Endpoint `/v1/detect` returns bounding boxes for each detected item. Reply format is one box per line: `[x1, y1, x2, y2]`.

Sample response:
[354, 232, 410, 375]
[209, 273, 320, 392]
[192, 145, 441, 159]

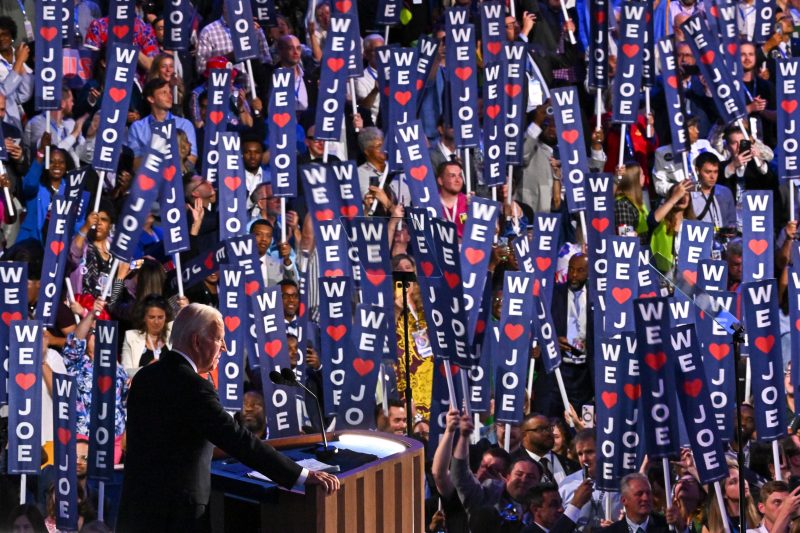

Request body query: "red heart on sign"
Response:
[327, 57, 345, 72]
[1, 311, 21, 326]
[454, 67, 472, 80]
[601, 391, 617, 408]
[273, 112, 291, 128]
[476, 319, 485, 334]
[640, 291, 657, 298]
[353, 358, 375, 376]
[504, 323, 524, 341]
[109, 87, 127, 103]
[113, 25, 129, 39]
[710, 5, 719, 17]
[624, 383, 641, 400]
[782, 100, 798, 114]
[39, 27, 58, 41]
[298, 302, 306, 317]
[700, 50, 715, 65]
[324, 269, 344, 277]
[264, 339, 282, 357]
[340, 205, 359, 219]
[58, 427, 71, 446]
[224, 316, 240, 332]
[410, 165, 428, 181]
[682, 269, 697, 286]
[533, 279, 541, 296]
[421, 261, 434, 277]
[204, 254, 214, 270]
[15, 373, 36, 391]
[245, 280, 260, 295]
[394, 91, 412, 106]
[561, 130, 579, 144]
[487, 42, 502, 55]
[748, 239, 768, 256]
[327, 324, 347, 341]
[444, 272, 460, 289]
[163, 165, 177, 182]
[98, 375, 113, 394]
[138, 174, 156, 191]
[644, 351, 667, 371]
[50, 241, 64, 255]
[315, 209, 334, 221]
[592, 218, 609, 232]
[416, 79, 424, 90]
[486, 105, 501, 119]
[535, 257, 551, 271]
[224, 176, 241, 191]
[612, 287, 632, 304]
[335, 0, 352, 12]
[796, 318, 800, 331]
[365, 269, 386, 286]
[754, 335, 775, 353]
[505, 84, 521, 97]
[683, 379, 703, 398]
[596, 10, 605, 23]
[209, 111, 224, 125]
[622, 44, 639, 58]
[708, 343, 729, 361]
[439, 363, 460, 377]
[464, 247, 485, 265]
[666, 76, 678, 89]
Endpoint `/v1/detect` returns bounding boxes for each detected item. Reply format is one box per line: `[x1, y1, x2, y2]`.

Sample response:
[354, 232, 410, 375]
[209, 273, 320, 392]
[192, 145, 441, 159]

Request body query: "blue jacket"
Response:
[18, 160, 87, 244]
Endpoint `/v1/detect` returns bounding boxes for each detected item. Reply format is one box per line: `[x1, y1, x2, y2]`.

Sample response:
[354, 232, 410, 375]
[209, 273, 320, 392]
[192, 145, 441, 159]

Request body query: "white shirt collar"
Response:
[174, 349, 198, 373]
[625, 515, 650, 531]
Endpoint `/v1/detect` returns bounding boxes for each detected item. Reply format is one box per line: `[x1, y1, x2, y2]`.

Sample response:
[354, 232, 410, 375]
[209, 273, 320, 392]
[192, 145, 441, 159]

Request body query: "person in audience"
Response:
[600, 473, 670, 532]
[120, 294, 174, 370]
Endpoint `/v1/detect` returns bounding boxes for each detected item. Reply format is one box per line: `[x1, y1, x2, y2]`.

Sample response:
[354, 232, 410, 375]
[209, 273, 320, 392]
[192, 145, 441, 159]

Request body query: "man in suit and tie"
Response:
[117, 304, 340, 532]
[600, 473, 669, 533]
[512, 414, 578, 484]
[523, 482, 593, 533]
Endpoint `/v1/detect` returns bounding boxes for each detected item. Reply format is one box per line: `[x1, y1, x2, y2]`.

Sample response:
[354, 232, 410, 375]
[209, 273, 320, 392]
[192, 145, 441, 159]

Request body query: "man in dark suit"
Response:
[523, 482, 592, 533]
[117, 304, 339, 532]
[511, 414, 578, 485]
[601, 473, 669, 533]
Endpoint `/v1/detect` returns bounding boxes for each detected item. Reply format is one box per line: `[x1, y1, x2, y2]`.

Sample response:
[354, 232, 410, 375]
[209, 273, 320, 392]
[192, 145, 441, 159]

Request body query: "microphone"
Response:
[277, 367, 334, 457]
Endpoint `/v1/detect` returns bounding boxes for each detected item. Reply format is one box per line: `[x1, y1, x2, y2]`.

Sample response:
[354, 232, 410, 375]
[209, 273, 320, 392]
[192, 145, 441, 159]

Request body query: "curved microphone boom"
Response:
[273, 367, 331, 453]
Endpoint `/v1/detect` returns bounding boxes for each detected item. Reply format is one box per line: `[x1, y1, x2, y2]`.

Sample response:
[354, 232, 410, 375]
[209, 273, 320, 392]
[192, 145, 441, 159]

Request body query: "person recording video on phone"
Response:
[721, 125, 778, 207]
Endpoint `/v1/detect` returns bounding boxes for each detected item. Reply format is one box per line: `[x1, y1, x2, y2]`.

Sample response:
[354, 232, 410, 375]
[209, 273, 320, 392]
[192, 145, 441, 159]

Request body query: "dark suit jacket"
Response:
[117, 350, 302, 532]
[550, 282, 593, 363]
[522, 514, 578, 533]
[600, 513, 670, 533]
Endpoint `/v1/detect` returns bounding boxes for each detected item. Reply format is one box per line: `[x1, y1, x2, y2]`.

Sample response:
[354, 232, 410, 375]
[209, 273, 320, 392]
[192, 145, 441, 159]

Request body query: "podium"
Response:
[210, 430, 425, 533]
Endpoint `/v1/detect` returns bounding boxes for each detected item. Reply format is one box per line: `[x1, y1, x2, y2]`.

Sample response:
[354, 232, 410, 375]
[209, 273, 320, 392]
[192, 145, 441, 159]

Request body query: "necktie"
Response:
[540, 457, 553, 481]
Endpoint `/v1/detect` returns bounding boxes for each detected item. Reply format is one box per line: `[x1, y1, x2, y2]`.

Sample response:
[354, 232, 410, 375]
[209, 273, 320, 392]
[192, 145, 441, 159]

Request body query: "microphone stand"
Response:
[277, 369, 336, 460]
[731, 323, 747, 533]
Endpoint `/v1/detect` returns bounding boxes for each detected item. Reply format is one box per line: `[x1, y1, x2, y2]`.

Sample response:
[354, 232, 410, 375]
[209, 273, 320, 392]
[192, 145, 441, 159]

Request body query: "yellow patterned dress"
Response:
[394, 307, 434, 421]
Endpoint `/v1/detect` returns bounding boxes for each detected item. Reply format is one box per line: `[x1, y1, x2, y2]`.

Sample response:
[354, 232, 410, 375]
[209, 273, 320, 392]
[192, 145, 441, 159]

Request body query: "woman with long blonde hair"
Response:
[703, 459, 760, 533]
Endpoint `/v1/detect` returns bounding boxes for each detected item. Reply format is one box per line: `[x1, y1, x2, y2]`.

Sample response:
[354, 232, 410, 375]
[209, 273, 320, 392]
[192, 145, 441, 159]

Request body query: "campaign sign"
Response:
[339, 304, 384, 429]
[742, 191, 774, 282]
[35, 0, 63, 111]
[606, 237, 640, 332]
[251, 0, 277, 24]
[461, 197, 500, 343]
[657, 37, 690, 156]
[0, 263, 27, 405]
[589, 0, 609, 89]
[694, 291, 736, 439]
[151, 121, 190, 254]
[482, 60, 507, 187]
[52, 373, 78, 531]
[163, 0, 193, 51]
[330, 161, 363, 225]
[93, 44, 138, 172]
[611, 1, 645, 124]
[225, 235, 264, 370]
[676, 221, 714, 288]
[387, 47, 418, 159]
[61, 0, 77, 48]
[349, 218, 392, 353]
[110, 143, 165, 262]
[715, 0, 749, 115]
[319, 277, 354, 415]
[376, 0, 402, 25]
[468, 283, 494, 412]
[777, 59, 800, 179]
[634, 297, 681, 459]
[512, 234, 535, 275]
[218, 133, 249, 240]
[430, 219, 471, 366]
[407, 208, 445, 358]
[301, 163, 345, 226]
[108, 0, 135, 46]
[480, 2, 506, 65]
[532, 213, 562, 305]
[203, 69, 231, 184]
[88, 321, 118, 481]
[616, 332, 643, 477]
[169, 242, 227, 293]
[669, 324, 728, 483]
[36, 196, 77, 326]
[697, 259, 729, 293]
[269, 68, 298, 198]
[252, 289, 300, 437]
[594, 335, 629, 491]
[552, 87, 589, 213]
[754, 0, 775, 44]
[790, 245, 800, 416]
[395, 121, 443, 219]
[218, 267, 246, 411]
[375, 45, 397, 136]
[533, 292, 561, 373]
[586, 173, 614, 313]
[427, 359, 464, 460]
[224, 0, 258, 62]
[642, 0, 655, 88]
[681, 13, 746, 125]
[637, 246, 660, 298]
[8, 320, 43, 473]
[742, 280, 786, 441]
[504, 43, 526, 166]
[316, 219, 353, 280]
[445, 19, 480, 149]
[331, 3, 363, 80]
[494, 272, 534, 424]
[414, 36, 439, 116]
[315, 15, 351, 141]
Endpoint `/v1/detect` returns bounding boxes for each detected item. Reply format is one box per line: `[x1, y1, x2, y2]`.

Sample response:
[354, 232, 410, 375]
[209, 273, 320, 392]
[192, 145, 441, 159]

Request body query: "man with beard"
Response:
[512, 414, 578, 484]
[518, 104, 558, 215]
[740, 42, 777, 145]
[242, 137, 269, 211]
[437, 161, 469, 238]
[235, 391, 267, 439]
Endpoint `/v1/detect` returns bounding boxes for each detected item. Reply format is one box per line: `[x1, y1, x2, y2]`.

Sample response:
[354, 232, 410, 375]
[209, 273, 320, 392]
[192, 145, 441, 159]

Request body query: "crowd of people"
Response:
[2, 0, 800, 531]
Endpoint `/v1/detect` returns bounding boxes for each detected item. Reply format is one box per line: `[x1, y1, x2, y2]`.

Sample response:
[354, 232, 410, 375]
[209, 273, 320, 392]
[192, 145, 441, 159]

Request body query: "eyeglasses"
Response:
[282, 293, 300, 300]
[77, 455, 88, 464]
[525, 426, 553, 433]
